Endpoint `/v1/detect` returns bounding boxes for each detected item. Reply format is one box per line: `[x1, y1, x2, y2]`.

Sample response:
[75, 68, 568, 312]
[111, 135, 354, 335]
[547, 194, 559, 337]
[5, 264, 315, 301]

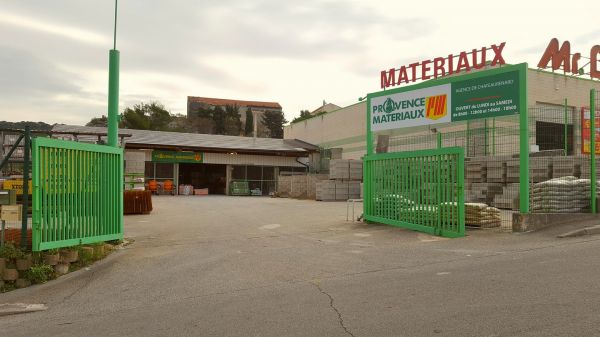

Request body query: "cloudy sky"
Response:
[1, 0, 598, 125]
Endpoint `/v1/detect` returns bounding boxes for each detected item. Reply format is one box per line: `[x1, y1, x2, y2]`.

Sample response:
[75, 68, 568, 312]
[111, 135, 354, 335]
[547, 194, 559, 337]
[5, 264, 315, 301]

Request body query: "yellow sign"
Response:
[3, 180, 32, 195]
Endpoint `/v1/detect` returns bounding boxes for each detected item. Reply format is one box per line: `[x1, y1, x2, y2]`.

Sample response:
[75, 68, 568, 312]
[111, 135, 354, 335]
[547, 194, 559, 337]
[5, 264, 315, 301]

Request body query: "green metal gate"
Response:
[363, 147, 465, 238]
[31, 138, 124, 251]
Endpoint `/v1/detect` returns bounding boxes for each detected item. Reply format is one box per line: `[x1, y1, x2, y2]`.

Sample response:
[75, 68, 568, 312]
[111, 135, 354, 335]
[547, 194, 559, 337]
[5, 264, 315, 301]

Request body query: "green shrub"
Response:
[0, 242, 23, 260]
[25, 264, 55, 284]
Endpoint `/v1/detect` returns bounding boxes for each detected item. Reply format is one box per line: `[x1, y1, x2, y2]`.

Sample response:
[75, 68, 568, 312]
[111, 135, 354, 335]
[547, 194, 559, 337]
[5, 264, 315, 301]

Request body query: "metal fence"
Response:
[32, 138, 123, 251]
[363, 147, 465, 237]
[368, 90, 599, 231]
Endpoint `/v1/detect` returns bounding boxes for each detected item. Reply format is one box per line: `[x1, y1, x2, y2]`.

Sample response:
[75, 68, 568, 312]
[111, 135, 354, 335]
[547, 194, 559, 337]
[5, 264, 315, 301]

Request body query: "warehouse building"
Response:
[52, 125, 318, 196]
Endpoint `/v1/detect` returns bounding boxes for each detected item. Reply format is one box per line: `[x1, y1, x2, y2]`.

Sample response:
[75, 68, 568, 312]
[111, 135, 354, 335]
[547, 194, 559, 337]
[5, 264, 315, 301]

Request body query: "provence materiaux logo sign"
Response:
[370, 67, 521, 132]
[371, 85, 451, 131]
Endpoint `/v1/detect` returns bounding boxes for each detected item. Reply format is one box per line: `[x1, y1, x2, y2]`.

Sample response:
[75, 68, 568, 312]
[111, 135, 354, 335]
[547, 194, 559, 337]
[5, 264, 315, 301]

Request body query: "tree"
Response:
[262, 110, 287, 138]
[212, 106, 226, 135]
[86, 115, 108, 127]
[291, 110, 311, 123]
[115, 102, 174, 130]
[223, 105, 242, 136]
[244, 107, 253, 136]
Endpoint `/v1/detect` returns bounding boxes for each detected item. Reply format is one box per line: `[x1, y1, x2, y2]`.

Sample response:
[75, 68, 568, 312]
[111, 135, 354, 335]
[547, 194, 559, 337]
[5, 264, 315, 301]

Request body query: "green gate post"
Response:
[107, 0, 120, 148]
[518, 64, 529, 213]
[564, 98, 568, 156]
[21, 126, 30, 249]
[591, 89, 597, 214]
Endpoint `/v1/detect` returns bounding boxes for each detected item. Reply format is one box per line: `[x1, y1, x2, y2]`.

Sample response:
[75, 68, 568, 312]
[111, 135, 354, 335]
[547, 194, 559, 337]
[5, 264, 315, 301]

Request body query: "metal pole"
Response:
[492, 118, 496, 155]
[518, 64, 529, 214]
[21, 126, 30, 249]
[107, 0, 120, 147]
[564, 98, 568, 156]
[591, 89, 597, 214]
[437, 132, 442, 149]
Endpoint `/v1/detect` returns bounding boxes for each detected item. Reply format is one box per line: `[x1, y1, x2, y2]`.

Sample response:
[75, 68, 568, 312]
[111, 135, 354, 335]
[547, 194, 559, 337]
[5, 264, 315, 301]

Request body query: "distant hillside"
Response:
[0, 121, 54, 131]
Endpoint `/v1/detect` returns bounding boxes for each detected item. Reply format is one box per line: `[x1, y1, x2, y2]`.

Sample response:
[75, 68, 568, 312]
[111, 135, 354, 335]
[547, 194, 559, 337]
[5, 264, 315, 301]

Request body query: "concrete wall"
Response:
[284, 69, 600, 159]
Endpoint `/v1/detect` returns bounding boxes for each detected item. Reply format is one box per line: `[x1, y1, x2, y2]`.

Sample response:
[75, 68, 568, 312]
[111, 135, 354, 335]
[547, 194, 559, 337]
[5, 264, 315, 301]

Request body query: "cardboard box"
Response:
[0, 204, 22, 221]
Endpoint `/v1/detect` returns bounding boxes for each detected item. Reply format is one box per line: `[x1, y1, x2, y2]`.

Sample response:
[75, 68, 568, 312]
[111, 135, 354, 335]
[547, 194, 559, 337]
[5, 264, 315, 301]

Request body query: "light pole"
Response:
[107, 0, 119, 147]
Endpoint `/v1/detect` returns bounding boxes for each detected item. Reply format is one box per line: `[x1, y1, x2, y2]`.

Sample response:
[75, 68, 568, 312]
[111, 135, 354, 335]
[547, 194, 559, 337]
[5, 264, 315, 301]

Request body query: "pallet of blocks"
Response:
[551, 156, 577, 178]
[315, 180, 361, 201]
[506, 158, 520, 183]
[329, 159, 363, 180]
[465, 203, 501, 228]
[465, 157, 487, 183]
[576, 156, 600, 179]
[466, 183, 503, 204]
[486, 157, 508, 183]
[492, 183, 520, 210]
[530, 157, 552, 182]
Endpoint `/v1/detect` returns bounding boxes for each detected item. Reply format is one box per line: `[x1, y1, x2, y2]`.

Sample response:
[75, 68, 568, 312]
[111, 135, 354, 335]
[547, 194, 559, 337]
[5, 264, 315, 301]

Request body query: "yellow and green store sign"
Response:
[152, 150, 203, 163]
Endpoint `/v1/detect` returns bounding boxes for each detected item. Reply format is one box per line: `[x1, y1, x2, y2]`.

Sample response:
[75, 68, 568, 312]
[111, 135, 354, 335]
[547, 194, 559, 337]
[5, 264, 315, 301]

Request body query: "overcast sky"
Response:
[1, 0, 598, 125]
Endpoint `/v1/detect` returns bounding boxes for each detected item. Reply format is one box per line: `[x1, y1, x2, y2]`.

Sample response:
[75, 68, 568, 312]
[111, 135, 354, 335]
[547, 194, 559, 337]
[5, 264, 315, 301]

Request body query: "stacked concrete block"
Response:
[492, 183, 520, 210]
[486, 157, 507, 183]
[529, 157, 552, 183]
[551, 156, 578, 178]
[277, 174, 328, 199]
[124, 150, 146, 174]
[506, 159, 520, 183]
[329, 159, 363, 180]
[577, 156, 600, 180]
[316, 180, 361, 201]
[465, 158, 487, 184]
[466, 182, 503, 204]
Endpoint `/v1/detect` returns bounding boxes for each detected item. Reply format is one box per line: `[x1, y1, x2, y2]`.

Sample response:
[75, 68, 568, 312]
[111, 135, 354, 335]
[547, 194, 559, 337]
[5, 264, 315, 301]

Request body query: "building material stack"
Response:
[465, 157, 487, 184]
[465, 203, 501, 228]
[577, 156, 600, 180]
[506, 158, 520, 183]
[531, 176, 599, 213]
[492, 183, 520, 210]
[486, 157, 507, 183]
[277, 174, 328, 199]
[124, 151, 146, 191]
[552, 156, 578, 178]
[530, 157, 552, 183]
[316, 159, 362, 201]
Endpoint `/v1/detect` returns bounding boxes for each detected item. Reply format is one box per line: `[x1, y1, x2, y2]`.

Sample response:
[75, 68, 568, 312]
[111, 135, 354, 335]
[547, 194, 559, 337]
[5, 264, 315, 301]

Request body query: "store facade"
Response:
[52, 125, 317, 196]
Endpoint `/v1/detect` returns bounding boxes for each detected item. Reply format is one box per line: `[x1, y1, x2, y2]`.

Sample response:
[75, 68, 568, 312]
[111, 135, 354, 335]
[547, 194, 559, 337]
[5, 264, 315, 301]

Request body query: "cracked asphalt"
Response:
[1, 196, 600, 337]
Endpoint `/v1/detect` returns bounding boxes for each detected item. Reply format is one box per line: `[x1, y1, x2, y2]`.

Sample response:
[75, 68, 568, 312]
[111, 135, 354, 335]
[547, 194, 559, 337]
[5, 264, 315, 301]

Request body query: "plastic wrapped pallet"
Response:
[530, 176, 599, 213]
[329, 159, 363, 181]
[465, 203, 501, 227]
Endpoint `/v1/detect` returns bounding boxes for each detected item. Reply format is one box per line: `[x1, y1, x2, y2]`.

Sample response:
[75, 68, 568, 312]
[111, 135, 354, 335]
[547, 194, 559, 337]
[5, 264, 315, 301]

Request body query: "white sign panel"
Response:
[370, 84, 451, 132]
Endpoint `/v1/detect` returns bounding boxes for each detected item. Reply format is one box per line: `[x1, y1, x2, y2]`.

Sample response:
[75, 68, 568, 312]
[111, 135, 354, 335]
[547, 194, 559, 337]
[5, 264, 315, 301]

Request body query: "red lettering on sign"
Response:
[421, 59, 432, 80]
[472, 48, 486, 69]
[591, 45, 600, 79]
[491, 42, 506, 66]
[433, 57, 446, 78]
[380, 69, 396, 88]
[537, 38, 572, 73]
[456, 51, 470, 73]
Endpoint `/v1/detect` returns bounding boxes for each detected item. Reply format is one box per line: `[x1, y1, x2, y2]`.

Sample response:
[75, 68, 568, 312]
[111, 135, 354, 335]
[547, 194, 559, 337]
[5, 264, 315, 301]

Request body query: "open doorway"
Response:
[179, 163, 227, 194]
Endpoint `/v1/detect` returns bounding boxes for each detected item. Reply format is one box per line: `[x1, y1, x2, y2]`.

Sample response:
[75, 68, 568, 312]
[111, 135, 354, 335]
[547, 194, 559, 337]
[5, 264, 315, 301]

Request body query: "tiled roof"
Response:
[188, 96, 282, 109]
[51, 125, 314, 154]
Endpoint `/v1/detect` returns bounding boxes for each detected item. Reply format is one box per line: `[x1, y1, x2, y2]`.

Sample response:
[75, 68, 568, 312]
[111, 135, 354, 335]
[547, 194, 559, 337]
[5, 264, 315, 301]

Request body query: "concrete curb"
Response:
[557, 225, 600, 238]
[0, 303, 47, 316]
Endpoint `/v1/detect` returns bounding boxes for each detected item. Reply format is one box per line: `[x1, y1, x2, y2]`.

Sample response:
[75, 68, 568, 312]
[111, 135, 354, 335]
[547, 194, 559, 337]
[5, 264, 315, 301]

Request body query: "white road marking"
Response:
[260, 224, 281, 230]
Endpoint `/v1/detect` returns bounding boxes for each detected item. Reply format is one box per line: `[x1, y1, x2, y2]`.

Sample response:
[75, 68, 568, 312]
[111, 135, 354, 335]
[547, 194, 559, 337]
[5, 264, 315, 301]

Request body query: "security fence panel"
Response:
[31, 138, 123, 251]
[363, 147, 465, 238]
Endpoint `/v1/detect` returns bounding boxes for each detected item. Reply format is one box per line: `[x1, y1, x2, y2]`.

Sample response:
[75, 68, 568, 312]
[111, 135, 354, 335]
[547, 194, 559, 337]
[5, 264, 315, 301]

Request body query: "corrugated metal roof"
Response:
[51, 125, 315, 154]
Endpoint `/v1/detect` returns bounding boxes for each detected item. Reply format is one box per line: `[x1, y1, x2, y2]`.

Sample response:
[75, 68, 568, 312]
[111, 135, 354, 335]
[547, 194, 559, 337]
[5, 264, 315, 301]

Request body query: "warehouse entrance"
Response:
[179, 163, 226, 194]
